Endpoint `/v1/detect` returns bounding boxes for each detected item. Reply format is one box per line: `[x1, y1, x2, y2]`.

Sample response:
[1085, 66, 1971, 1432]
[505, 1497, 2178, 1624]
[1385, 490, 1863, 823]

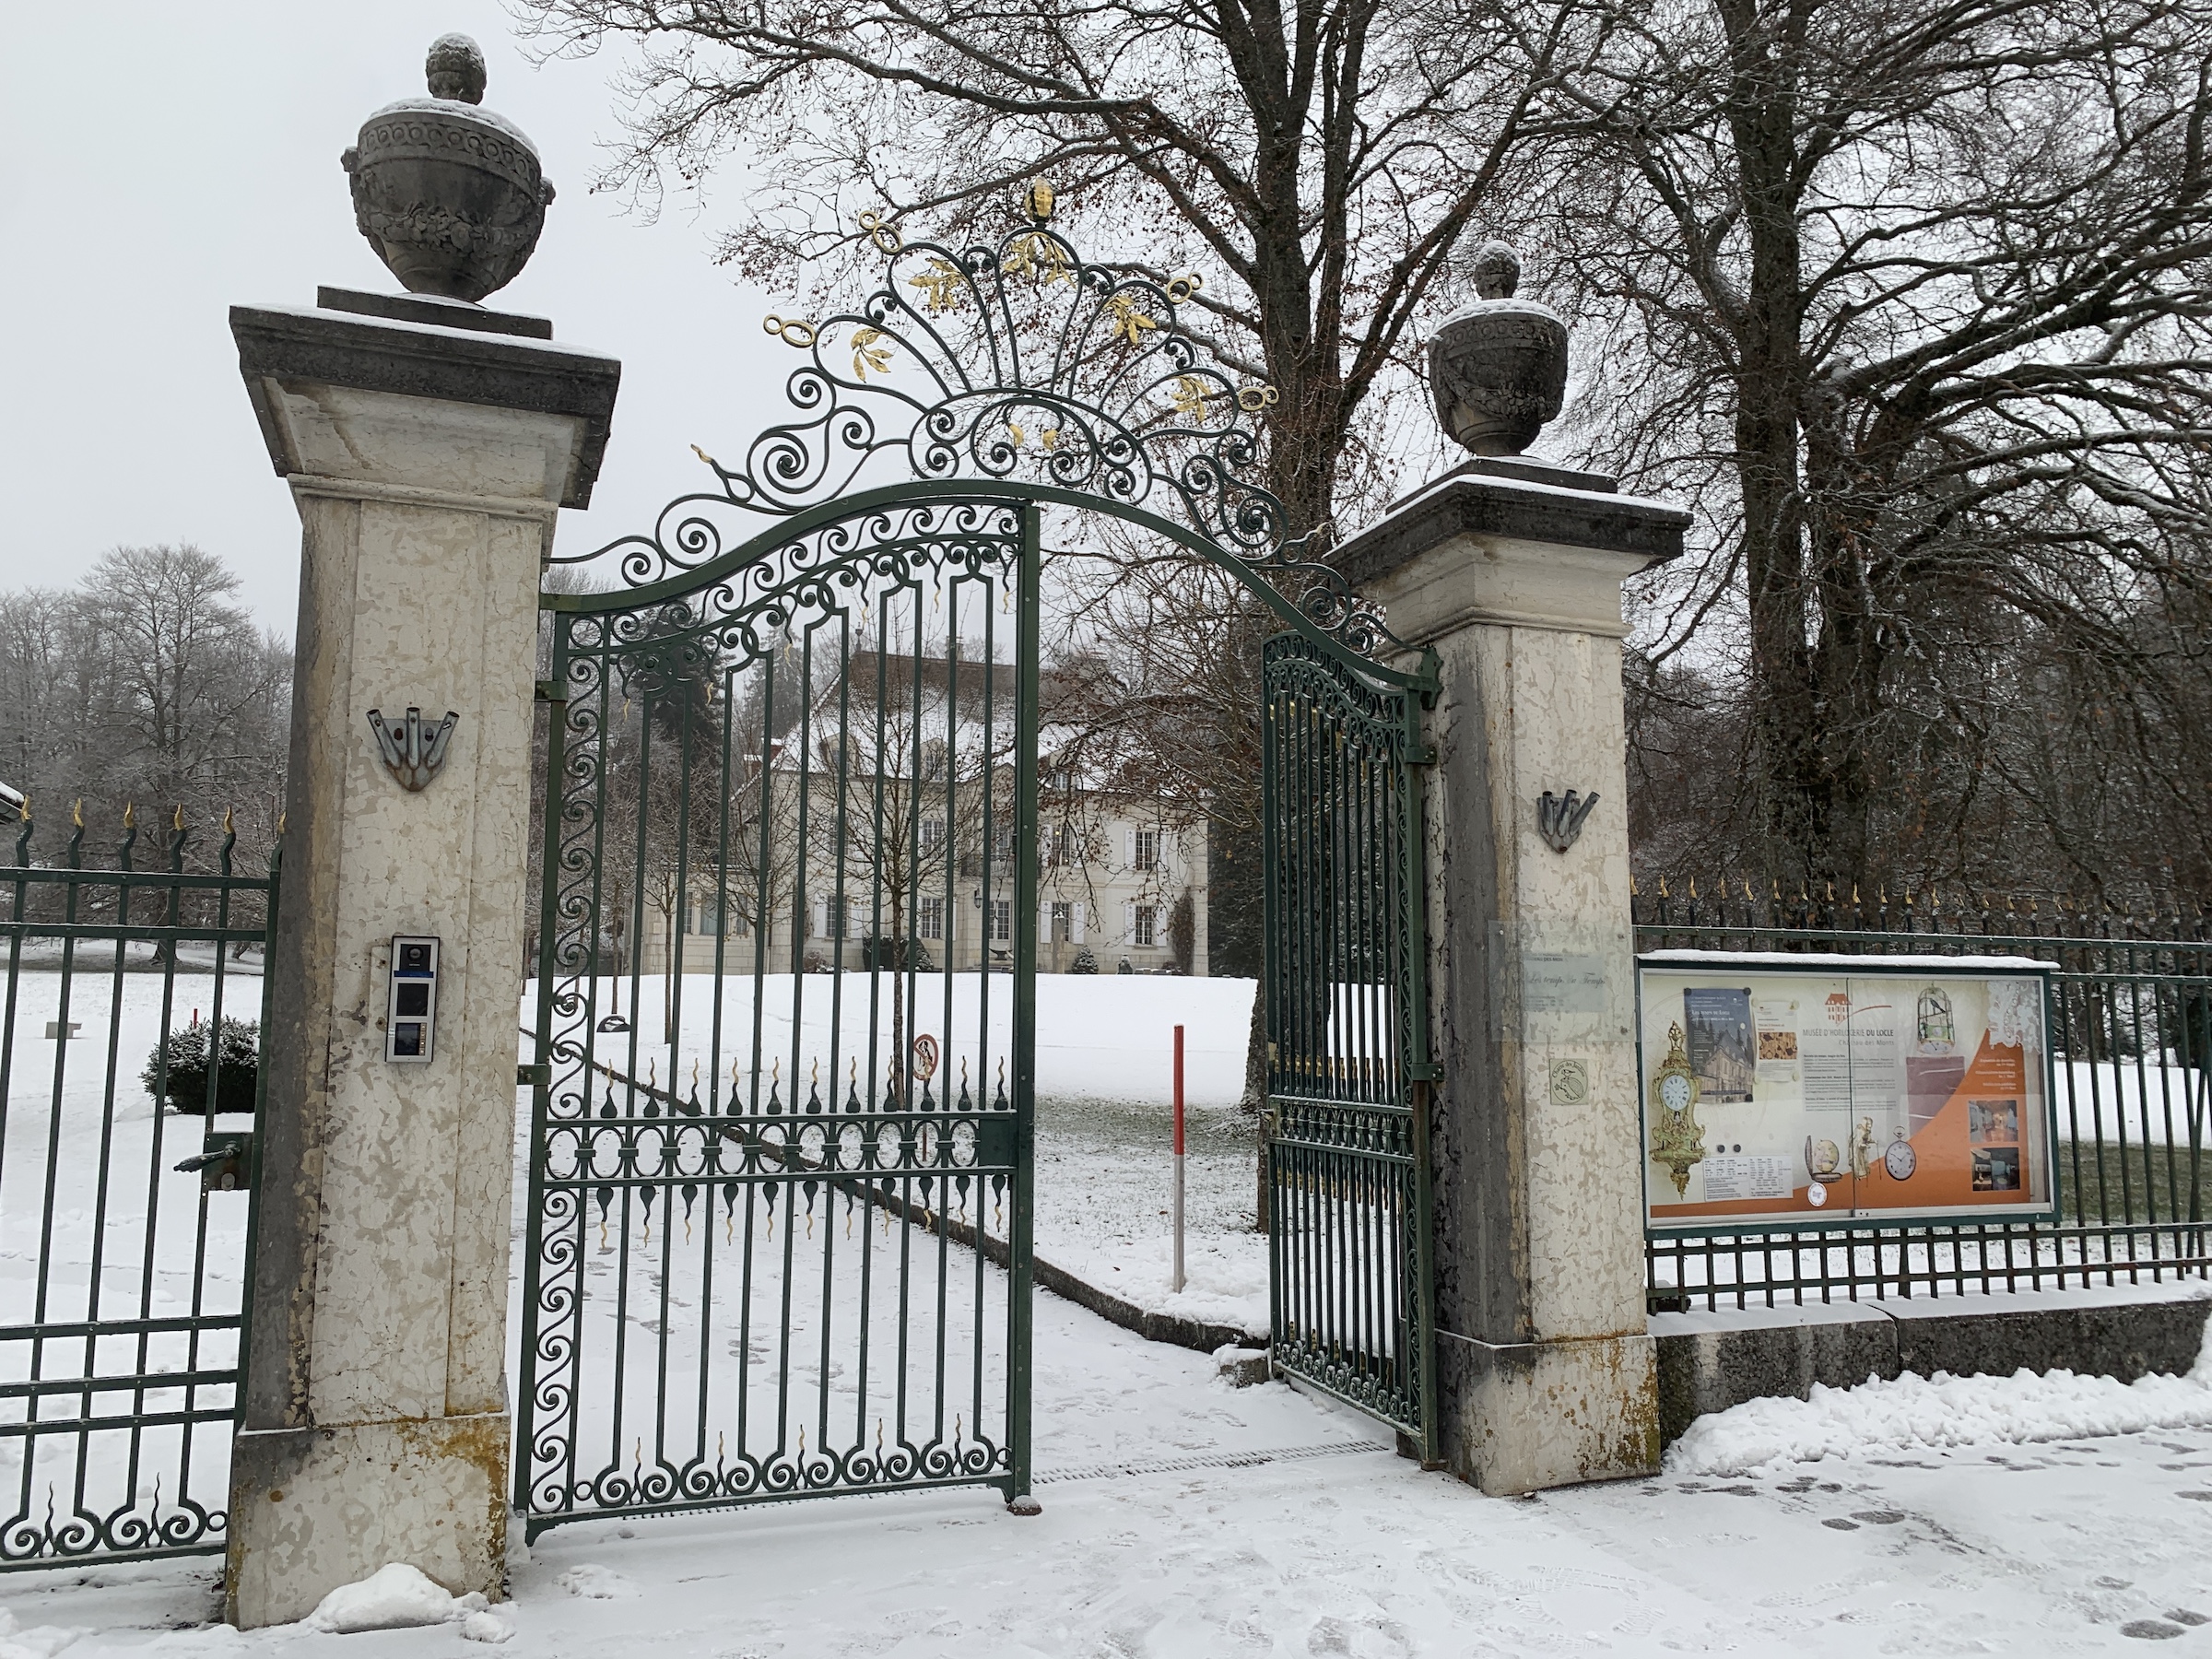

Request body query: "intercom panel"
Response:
[385, 935, 441, 1063]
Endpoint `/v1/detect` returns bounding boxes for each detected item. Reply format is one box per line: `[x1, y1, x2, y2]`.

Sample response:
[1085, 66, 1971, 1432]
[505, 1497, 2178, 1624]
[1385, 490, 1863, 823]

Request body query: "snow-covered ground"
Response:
[539, 972, 1272, 1335]
[2, 1288, 2209, 1655]
[9, 970, 2212, 1653]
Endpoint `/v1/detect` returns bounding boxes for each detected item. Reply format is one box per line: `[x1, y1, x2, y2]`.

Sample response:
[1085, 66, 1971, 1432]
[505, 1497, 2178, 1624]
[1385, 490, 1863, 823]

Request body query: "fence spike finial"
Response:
[1745, 877, 1756, 902]
[1851, 883, 1860, 904]
[72, 798, 83, 829]
[1824, 880, 1834, 902]
[1630, 876, 1641, 898]
[1771, 877, 1781, 901]
[1799, 881, 1808, 902]
[222, 806, 234, 835]
[1657, 876, 1669, 898]
[276, 812, 286, 836]
[171, 805, 184, 832]
[1687, 877, 1698, 900]
[123, 803, 135, 830]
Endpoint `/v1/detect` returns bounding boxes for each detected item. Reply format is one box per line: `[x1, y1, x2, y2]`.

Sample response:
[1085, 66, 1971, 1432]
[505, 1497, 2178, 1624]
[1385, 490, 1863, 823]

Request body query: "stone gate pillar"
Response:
[221, 35, 620, 1628]
[1332, 244, 1688, 1494]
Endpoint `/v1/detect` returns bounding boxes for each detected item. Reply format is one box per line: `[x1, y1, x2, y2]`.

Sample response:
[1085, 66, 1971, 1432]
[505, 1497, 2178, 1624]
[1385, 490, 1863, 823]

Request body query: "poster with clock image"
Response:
[1637, 951, 2057, 1230]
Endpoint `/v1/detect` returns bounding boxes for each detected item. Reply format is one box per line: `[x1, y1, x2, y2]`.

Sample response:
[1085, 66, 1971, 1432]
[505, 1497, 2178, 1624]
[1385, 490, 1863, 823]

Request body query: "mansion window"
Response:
[1134, 828, 1161, 872]
[918, 896, 946, 941]
[988, 899, 1012, 943]
[1133, 904, 1158, 947]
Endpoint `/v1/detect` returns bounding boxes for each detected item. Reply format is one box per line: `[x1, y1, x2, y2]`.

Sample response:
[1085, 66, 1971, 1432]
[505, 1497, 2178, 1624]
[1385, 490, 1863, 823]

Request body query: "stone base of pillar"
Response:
[224, 1412, 510, 1627]
[1437, 1331, 1660, 1495]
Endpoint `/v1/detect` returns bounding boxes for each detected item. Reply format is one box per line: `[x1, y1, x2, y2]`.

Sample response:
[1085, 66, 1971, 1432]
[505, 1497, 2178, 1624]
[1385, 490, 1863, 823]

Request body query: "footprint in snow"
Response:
[556, 1564, 641, 1599]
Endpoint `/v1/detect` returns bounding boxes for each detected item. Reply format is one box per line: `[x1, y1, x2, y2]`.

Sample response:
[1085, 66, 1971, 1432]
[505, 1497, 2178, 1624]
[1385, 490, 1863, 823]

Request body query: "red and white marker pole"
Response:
[1172, 1023, 1186, 1294]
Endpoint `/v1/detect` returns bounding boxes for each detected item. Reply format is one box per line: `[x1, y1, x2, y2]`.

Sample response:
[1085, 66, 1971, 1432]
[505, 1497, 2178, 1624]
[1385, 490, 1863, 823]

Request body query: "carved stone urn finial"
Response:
[339, 34, 555, 303]
[1428, 240, 1568, 457]
[425, 33, 488, 103]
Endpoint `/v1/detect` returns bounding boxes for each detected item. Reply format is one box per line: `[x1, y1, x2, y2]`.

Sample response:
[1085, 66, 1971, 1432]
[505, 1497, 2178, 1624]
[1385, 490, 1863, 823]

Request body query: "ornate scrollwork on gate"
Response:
[556, 189, 1396, 659]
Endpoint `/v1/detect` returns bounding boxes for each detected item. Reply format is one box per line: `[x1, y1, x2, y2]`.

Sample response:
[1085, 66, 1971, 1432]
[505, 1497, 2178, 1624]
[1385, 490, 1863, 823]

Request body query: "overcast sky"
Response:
[0, 3, 788, 631]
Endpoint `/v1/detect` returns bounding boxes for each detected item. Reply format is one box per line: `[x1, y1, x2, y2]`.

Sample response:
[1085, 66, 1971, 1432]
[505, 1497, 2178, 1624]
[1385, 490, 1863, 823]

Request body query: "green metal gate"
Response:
[0, 809, 276, 1567]
[521, 498, 1042, 1526]
[517, 191, 1441, 1529]
[1260, 635, 1438, 1454]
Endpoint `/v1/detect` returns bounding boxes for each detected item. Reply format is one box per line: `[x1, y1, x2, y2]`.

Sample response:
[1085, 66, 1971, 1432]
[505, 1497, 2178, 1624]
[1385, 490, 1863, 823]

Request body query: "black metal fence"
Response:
[1635, 887, 2211, 1310]
[0, 812, 274, 1567]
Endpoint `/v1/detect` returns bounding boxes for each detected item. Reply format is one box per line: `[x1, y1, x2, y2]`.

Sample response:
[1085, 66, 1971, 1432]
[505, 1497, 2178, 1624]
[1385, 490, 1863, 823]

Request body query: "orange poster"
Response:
[1638, 954, 2054, 1230]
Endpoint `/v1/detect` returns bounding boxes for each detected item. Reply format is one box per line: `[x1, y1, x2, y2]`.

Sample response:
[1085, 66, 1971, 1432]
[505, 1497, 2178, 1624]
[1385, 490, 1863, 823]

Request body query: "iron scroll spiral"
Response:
[552, 201, 1403, 663]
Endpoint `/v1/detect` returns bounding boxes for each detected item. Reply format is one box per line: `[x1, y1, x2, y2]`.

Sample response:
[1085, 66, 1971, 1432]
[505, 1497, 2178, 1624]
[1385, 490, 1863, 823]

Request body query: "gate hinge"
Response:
[518, 1062, 551, 1088]
[1406, 743, 1436, 766]
[535, 679, 569, 705]
[1406, 1061, 1442, 1082]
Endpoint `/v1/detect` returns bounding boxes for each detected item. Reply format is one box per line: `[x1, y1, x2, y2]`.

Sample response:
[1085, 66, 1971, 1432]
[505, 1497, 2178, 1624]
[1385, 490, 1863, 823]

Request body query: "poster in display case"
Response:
[1637, 951, 2057, 1230]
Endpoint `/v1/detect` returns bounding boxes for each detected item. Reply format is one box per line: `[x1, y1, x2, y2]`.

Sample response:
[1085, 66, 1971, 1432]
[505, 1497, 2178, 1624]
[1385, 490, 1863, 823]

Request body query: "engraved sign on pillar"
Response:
[367, 707, 459, 792]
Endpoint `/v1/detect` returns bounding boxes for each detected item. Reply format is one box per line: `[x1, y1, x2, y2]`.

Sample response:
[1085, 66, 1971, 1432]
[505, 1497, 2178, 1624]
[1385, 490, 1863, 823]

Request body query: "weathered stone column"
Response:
[1336, 452, 1687, 1495]
[221, 286, 618, 1625]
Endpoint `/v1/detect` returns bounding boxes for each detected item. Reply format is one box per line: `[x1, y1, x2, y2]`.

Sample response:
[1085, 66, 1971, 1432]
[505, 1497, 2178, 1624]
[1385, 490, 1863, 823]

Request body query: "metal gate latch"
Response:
[175, 1135, 253, 1194]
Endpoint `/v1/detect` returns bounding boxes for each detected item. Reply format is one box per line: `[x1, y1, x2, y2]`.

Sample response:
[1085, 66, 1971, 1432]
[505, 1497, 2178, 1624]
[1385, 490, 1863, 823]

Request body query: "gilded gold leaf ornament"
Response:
[906, 257, 967, 314]
[1165, 272, 1204, 304]
[1001, 232, 1070, 286]
[1237, 384, 1280, 413]
[1171, 374, 1209, 420]
[1104, 291, 1159, 347]
[1022, 178, 1055, 223]
[850, 326, 893, 380]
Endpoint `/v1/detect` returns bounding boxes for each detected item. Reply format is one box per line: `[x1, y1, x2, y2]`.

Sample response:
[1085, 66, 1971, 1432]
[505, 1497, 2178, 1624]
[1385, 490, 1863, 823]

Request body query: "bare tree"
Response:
[524, 0, 1560, 535]
[1534, 0, 2212, 891]
[0, 547, 289, 876]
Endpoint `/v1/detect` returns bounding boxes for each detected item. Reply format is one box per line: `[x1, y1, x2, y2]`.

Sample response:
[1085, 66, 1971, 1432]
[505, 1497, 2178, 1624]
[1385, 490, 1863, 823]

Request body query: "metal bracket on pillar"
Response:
[1536, 789, 1598, 853]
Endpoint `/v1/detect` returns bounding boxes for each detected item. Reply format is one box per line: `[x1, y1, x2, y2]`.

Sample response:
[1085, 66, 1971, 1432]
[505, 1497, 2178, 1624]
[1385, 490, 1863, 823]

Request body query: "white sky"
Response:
[0, 2, 790, 631]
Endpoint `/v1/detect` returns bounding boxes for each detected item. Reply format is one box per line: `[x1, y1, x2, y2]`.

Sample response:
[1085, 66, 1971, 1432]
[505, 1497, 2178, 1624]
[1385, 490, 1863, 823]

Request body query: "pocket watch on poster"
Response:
[1884, 1126, 1917, 1181]
[1647, 1021, 1707, 1198]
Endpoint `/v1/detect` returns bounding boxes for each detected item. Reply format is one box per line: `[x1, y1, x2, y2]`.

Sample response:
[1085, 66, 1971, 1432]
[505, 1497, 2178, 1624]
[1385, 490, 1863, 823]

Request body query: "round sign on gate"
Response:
[912, 1033, 940, 1082]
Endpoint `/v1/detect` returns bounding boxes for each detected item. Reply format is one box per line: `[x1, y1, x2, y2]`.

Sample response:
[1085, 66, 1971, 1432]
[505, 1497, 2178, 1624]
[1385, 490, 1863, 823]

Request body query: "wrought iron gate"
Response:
[0, 811, 276, 1567]
[1261, 634, 1438, 1455]
[521, 499, 1042, 1528]
[518, 189, 1441, 1530]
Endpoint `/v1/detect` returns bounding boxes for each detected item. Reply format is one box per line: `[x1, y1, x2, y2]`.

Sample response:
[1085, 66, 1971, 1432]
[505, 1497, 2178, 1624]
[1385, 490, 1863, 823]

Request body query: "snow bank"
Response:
[1669, 1303, 2212, 1476]
[0, 1608, 88, 1659]
[301, 1563, 512, 1641]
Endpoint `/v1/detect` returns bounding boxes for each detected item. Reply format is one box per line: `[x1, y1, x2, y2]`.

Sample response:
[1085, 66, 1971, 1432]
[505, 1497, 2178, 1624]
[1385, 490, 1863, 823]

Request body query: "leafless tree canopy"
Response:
[0, 546, 290, 869]
[523, 0, 1556, 532]
[1537, 0, 2212, 898]
[528, 0, 2212, 908]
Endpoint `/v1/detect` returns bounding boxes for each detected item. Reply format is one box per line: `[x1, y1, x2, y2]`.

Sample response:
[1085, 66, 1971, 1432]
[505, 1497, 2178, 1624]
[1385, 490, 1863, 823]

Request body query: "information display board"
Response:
[1637, 952, 2056, 1230]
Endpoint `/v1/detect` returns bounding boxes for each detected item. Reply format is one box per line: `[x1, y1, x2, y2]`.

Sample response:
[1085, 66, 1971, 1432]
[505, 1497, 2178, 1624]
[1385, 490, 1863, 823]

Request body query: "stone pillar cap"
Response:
[231, 299, 621, 509]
